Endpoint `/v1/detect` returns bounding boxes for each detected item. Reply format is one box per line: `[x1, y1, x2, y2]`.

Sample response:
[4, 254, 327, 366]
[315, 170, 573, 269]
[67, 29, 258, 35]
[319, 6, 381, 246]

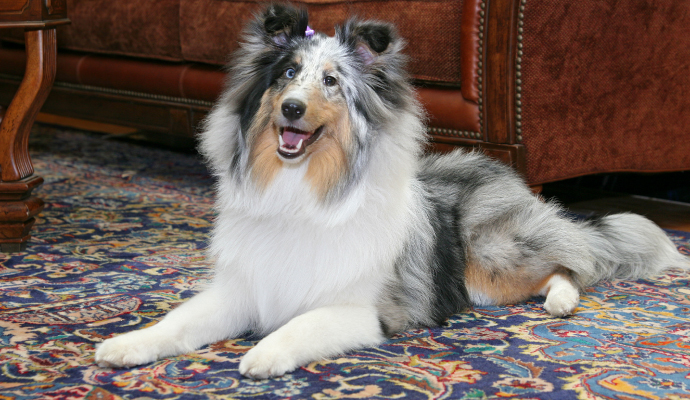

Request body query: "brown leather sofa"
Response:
[2, 0, 689, 186]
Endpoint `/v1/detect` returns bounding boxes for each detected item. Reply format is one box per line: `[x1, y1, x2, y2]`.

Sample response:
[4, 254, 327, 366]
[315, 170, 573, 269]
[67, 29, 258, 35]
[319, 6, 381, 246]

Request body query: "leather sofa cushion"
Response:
[520, 0, 690, 184]
[50, 0, 182, 62]
[0, 0, 464, 85]
[179, 0, 464, 84]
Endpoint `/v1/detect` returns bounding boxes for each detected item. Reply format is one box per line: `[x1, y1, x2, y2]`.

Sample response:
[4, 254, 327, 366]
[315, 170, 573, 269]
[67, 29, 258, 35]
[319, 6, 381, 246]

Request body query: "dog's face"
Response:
[248, 38, 354, 198]
[229, 4, 409, 199]
[269, 46, 348, 163]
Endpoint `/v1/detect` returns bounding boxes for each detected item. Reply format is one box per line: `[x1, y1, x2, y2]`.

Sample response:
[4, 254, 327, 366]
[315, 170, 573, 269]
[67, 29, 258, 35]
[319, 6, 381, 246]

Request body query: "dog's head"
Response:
[221, 4, 414, 200]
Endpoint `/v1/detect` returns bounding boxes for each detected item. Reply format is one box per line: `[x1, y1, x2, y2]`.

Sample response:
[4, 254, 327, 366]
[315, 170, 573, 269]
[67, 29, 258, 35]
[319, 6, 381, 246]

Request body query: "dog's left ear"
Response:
[338, 19, 398, 66]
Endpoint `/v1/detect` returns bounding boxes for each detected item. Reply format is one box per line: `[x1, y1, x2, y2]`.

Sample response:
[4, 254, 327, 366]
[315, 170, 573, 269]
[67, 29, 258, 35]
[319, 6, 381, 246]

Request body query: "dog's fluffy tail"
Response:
[574, 213, 690, 287]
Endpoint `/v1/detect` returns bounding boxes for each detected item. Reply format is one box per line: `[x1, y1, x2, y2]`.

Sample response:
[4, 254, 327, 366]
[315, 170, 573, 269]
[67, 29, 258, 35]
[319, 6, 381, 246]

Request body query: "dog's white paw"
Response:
[239, 341, 299, 380]
[544, 284, 580, 317]
[95, 330, 165, 368]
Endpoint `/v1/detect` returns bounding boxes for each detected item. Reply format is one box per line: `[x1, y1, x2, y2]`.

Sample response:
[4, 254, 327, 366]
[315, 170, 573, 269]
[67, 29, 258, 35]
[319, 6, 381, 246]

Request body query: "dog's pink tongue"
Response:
[282, 129, 310, 147]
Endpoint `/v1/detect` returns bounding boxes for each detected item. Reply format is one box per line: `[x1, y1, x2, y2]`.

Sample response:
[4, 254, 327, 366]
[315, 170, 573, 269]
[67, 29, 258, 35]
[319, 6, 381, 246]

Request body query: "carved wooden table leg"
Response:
[0, 29, 58, 252]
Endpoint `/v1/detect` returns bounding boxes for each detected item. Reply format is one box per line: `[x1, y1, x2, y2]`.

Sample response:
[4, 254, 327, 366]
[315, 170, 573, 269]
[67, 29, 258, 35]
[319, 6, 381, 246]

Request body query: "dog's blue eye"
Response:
[285, 68, 296, 79]
[324, 76, 337, 87]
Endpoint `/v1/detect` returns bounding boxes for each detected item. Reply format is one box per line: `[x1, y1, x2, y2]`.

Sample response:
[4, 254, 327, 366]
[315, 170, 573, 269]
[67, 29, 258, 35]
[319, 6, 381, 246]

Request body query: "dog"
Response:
[95, 4, 689, 379]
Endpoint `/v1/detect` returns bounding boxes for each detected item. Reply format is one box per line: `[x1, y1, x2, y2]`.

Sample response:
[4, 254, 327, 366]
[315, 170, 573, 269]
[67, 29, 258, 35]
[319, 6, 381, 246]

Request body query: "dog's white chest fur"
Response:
[210, 165, 414, 333]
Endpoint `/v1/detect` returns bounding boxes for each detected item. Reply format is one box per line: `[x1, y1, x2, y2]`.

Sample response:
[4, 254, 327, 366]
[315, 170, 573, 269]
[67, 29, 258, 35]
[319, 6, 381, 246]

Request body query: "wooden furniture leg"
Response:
[0, 29, 58, 252]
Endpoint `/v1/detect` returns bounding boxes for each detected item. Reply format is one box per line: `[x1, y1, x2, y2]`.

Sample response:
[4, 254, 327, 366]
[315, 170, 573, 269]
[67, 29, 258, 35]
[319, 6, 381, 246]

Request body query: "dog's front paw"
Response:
[239, 341, 299, 379]
[95, 330, 165, 368]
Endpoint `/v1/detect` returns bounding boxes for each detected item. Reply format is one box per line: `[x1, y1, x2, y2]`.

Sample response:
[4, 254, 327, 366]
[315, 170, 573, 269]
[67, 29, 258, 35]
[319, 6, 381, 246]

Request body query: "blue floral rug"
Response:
[1, 125, 689, 399]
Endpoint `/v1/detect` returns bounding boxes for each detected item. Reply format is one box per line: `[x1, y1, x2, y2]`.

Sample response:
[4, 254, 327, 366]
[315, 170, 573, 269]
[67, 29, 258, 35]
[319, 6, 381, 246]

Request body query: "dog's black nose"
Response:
[281, 99, 306, 121]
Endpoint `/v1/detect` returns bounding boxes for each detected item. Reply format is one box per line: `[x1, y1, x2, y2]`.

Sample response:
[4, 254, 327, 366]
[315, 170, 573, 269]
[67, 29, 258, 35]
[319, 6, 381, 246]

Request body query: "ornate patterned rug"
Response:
[1, 126, 689, 400]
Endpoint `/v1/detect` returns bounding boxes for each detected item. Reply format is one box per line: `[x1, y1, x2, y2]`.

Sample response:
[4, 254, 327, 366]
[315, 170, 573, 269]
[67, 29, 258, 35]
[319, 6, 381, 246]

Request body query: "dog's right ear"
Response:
[257, 4, 310, 47]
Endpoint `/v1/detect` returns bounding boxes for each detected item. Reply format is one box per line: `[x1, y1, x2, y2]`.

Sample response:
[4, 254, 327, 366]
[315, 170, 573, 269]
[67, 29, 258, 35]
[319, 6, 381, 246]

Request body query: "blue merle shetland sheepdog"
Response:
[95, 4, 689, 378]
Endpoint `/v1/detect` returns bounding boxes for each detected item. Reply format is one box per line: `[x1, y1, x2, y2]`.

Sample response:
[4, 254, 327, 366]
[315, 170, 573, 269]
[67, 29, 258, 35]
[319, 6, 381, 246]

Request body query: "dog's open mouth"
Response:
[278, 126, 323, 159]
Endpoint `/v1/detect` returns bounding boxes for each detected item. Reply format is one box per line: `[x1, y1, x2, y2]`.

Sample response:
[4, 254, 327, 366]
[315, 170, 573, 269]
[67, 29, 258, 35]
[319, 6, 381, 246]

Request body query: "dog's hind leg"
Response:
[239, 304, 384, 379]
[95, 284, 251, 368]
[536, 271, 580, 317]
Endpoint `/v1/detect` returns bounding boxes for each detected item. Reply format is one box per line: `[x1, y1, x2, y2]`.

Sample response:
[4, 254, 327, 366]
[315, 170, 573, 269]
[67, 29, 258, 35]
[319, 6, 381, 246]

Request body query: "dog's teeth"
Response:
[278, 134, 304, 155]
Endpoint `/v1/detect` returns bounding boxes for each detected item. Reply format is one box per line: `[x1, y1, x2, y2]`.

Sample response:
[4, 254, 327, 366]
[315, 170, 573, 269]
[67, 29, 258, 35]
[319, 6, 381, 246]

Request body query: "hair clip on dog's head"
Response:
[305, 26, 314, 38]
